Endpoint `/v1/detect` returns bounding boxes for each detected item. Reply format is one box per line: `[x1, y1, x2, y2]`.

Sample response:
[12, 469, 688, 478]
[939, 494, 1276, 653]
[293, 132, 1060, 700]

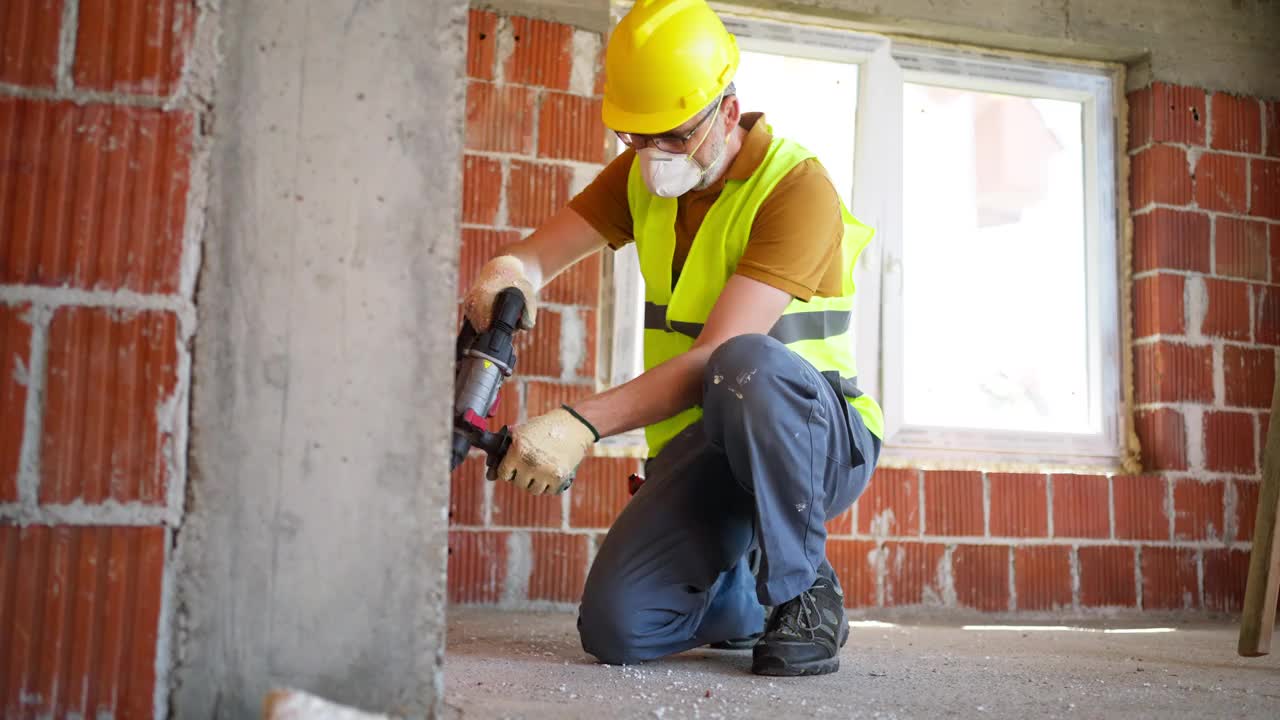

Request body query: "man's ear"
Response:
[722, 94, 741, 129]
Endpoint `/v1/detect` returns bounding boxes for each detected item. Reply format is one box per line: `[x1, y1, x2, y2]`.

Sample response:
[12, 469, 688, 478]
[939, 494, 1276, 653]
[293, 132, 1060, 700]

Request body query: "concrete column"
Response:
[174, 0, 466, 716]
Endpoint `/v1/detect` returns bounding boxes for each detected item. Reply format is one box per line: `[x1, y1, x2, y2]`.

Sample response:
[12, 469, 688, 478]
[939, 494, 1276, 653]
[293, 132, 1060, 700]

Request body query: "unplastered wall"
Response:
[449, 0, 1279, 617]
[449, 7, 644, 608]
[0, 0, 212, 715]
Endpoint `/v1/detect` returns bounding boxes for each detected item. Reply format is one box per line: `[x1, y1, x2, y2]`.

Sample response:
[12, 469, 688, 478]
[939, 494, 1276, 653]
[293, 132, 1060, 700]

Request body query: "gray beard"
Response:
[692, 132, 730, 191]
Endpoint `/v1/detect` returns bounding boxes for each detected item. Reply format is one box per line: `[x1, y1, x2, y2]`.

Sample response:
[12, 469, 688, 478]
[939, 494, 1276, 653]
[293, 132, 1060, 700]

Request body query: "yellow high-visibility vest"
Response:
[628, 133, 884, 457]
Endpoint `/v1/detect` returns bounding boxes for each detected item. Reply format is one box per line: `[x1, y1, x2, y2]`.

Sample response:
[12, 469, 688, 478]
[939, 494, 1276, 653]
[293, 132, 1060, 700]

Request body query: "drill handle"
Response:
[489, 287, 526, 337]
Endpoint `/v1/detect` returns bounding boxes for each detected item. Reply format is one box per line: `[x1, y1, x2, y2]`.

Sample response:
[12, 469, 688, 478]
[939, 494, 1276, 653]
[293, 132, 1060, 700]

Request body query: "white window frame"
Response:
[601, 7, 1127, 471]
[883, 42, 1124, 469]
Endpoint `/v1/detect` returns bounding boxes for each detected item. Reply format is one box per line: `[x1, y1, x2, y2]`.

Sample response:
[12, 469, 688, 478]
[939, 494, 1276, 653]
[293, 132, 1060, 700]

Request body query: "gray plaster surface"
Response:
[445, 608, 1280, 719]
[174, 0, 467, 716]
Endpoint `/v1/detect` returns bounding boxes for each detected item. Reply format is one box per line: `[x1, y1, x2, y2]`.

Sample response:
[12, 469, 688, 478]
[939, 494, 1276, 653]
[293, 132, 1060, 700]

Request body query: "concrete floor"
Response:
[444, 608, 1280, 719]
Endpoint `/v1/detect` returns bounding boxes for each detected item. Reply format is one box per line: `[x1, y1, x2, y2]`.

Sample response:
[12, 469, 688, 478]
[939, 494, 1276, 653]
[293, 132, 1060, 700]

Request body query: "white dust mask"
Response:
[636, 98, 727, 198]
[638, 148, 707, 198]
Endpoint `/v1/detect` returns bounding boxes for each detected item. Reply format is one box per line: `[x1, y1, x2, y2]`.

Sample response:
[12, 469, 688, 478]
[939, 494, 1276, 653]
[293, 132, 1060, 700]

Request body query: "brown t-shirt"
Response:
[567, 113, 845, 301]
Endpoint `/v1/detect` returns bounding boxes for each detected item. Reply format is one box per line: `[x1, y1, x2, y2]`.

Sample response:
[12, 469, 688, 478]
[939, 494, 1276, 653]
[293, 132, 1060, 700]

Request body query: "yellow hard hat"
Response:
[602, 0, 739, 134]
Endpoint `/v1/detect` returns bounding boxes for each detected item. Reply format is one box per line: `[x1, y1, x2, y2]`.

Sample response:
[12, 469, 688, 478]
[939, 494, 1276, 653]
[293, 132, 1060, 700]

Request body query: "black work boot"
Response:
[751, 575, 848, 676]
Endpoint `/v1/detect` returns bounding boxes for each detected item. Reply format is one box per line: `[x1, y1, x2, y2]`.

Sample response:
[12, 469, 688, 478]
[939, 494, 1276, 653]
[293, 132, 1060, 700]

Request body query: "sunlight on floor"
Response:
[961, 624, 1177, 634]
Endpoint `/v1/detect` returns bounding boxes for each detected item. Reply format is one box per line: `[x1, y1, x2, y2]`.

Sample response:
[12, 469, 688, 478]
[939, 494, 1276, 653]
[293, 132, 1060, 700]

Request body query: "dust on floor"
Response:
[444, 607, 1280, 719]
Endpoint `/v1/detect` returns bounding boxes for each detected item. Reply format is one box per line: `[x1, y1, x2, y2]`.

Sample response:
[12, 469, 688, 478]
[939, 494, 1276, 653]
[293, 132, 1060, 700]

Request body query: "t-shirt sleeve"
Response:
[567, 149, 636, 249]
[734, 159, 845, 301]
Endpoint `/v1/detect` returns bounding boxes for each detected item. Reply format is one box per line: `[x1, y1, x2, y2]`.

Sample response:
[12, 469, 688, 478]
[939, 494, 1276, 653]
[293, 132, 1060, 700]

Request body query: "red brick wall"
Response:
[0, 1, 201, 714]
[449, 9, 638, 606]
[448, 10, 1277, 616]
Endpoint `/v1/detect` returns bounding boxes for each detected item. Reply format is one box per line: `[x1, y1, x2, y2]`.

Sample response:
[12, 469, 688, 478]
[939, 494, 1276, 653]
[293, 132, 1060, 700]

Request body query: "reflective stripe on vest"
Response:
[628, 132, 885, 457]
[644, 301, 852, 345]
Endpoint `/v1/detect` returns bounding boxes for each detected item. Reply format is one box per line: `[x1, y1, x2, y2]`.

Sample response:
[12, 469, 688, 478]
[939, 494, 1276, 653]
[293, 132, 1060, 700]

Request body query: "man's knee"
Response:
[705, 334, 790, 382]
[578, 582, 643, 665]
[703, 334, 799, 423]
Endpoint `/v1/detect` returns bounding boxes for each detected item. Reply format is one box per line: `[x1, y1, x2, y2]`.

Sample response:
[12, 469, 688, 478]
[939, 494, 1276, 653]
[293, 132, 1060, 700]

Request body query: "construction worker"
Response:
[461, 0, 881, 677]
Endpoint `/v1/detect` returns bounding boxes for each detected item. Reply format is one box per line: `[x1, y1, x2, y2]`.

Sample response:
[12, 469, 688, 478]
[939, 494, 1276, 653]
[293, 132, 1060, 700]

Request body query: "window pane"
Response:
[735, 51, 858, 204]
[901, 84, 1091, 434]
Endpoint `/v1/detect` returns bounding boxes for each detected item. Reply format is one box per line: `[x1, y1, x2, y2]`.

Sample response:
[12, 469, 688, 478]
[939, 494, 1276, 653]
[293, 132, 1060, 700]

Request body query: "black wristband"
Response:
[561, 404, 601, 442]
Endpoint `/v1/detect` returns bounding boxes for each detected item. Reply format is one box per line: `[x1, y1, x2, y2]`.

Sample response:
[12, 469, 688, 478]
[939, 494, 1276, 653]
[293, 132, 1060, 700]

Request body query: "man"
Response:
[461, 0, 882, 677]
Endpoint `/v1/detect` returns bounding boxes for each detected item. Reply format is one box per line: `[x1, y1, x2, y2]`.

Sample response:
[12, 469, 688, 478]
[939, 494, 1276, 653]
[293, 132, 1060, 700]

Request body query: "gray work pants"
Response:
[577, 334, 881, 665]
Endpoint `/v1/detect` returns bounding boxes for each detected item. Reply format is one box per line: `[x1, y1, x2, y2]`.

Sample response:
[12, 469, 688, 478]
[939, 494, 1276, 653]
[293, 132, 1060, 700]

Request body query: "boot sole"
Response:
[751, 619, 849, 677]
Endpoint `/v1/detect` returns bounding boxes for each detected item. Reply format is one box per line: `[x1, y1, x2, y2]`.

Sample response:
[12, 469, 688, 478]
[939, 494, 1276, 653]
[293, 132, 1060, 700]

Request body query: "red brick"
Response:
[1132, 145, 1192, 208]
[1113, 475, 1169, 541]
[1128, 83, 1206, 149]
[1251, 158, 1280, 220]
[1194, 152, 1248, 214]
[529, 532, 588, 602]
[40, 308, 178, 506]
[1214, 217, 1270, 282]
[448, 530, 509, 603]
[508, 160, 572, 228]
[1272, 224, 1280, 284]
[1201, 278, 1251, 341]
[1051, 474, 1111, 537]
[1134, 342, 1213, 404]
[1172, 478, 1224, 541]
[467, 9, 499, 80]
[571, 307, 598, 379]
[0, 99, 194, 293]
[4, 525, 167, 717]
[988, 473, 1048, 537]
[1078, 546, 1137, 608]
[504, 16, 574, 91]
[569, 456, 642, 528]
[1203, 548, 1250, 612]
[1267, 100, 1280, 158]
[952, 545, 1010, 612]
[1204, 410, 1256, 474]
[856, 468, 920, 537]
[491, 475, 563, 528]
[525, 380, 592, 417]
[458, 228, 521, 293]
[826, 539, 878, 607]
[1133, 209, 1210, 273]
[466, 82, 537, 154]
[594, 44, 606, 96]
[1014, 546, 1072, 611]
[882, 541, 945, 606]
[1135, 408, 1188, 471]
[1210, 93, 1263, 154]
[1133, 274, 1185, 338]
[923, 471, 983, 536]
[461, 154, 502, 225]
[0, 0, 62, 88]
[1258, 285, 1280, 346]
[1224, 346, 1275, 409]
[1233, 480, 1259, 542]
[0, 304, 31, 502]
[1128, 86, 1152, 150]
[1141, 547, 1199, 610]
[512, 308, 562, 377]
[538, 93, 607, 163]
[826, 506, 854, 535]
[450, 455, 486, 526]
[543, 251, 602, 305]
[74, 0, 195, 95]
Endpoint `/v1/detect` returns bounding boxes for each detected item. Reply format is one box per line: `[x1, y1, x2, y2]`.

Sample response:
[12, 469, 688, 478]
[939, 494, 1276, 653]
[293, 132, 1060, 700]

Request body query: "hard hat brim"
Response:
[601, 97, 706, 136]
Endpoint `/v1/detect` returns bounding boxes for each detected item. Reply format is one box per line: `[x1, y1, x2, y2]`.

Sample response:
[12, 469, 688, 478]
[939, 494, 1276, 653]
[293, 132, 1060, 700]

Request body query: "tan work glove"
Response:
[464, 255, 537, 331]
[494, 406, 598, 495]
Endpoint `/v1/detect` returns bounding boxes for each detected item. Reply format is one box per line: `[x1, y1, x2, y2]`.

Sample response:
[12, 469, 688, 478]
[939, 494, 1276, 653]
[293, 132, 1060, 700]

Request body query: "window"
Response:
[603, 9, 1126, 470]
